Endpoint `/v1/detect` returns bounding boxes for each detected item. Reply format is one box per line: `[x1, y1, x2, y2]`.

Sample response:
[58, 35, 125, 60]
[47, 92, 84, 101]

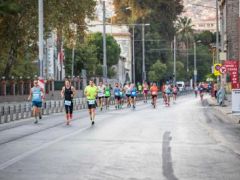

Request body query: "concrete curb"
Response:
[206, 97, 240, 124]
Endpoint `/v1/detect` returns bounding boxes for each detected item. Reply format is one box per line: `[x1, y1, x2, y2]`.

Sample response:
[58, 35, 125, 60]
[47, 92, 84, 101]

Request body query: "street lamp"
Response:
[194, 40, 202, 88]
[142, 23, 150, 82]
[38, 0, 44, 78]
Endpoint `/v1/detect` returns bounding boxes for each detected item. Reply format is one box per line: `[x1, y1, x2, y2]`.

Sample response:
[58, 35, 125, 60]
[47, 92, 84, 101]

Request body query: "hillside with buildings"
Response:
[182, 0, 216, 32]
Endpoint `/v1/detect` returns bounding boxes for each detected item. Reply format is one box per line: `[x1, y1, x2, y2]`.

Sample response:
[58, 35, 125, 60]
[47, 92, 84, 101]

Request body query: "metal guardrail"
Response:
[0, 90, 192, 124]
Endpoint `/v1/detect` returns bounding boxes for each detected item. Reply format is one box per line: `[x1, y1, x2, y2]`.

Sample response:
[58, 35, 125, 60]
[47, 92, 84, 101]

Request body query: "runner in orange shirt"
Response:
[150, 82, 158, 108]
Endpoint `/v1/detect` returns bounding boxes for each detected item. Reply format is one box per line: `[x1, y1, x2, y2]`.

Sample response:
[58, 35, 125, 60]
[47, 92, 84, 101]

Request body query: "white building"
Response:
[87, 21, 132, 84]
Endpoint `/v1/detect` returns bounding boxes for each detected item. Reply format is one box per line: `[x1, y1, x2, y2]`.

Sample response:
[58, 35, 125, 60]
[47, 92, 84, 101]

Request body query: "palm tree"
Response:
[176, 17, 194, 72]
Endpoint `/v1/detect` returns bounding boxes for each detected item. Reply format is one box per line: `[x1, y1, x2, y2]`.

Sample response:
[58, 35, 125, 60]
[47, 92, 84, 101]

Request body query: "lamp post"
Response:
[38, 0, 44, 78]
[141, 23, 150, 82]
[102, 0, 107, 80]
[173, 35, 177, 86]
[194, 41, 197, 88]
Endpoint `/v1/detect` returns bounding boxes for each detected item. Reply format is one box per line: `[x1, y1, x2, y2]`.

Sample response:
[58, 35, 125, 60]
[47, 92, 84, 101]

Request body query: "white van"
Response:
[176, 81, 185, 91]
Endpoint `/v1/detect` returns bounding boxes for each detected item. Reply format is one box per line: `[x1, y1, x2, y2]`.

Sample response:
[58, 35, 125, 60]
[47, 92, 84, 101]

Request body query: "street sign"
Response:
[214, 63, 222, 76]
[219, 66, 227, 74]
[224, 60, 239, 89]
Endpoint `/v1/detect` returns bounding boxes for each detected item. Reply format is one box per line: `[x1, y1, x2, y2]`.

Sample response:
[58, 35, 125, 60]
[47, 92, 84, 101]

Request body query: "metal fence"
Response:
[0, 90, 192, 124]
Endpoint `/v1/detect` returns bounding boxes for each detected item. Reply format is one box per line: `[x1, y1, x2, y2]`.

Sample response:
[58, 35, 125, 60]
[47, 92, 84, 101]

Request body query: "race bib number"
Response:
[32, 93, 41, 101]
[88, 100, 95, 105]
[131, 91, 136, 96]
[152, 91, 157, 95]
[64, 100, 72, 106]
[98, 92, 104, 97]
[105, 91, 110, 96]
[115, 92, 119, 96]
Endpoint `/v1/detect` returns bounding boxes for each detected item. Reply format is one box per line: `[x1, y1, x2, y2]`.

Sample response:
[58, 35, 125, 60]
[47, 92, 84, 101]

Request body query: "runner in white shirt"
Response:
[97, 82, 105, 111]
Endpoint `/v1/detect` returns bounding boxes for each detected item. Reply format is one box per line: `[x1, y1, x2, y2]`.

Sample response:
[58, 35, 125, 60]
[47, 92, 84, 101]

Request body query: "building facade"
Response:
[219, 0, 239, 60]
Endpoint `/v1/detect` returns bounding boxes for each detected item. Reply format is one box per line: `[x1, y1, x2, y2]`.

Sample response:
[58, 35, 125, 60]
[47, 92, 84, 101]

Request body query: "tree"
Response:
[148, 60, 167, 82]
[113, 0, 184, 82]
[0, 0, 96, 79]
[86, 33, 121, 77]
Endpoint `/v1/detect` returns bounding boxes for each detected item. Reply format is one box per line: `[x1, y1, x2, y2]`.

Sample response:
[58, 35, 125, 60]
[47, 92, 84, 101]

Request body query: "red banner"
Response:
[224, 60, 239, 89]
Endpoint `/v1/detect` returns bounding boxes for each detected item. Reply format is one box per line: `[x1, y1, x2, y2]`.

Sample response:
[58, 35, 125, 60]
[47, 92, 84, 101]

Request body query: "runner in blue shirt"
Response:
[114, 83, 121, 109]
[28, 80, 44, 124]
[130, 83, 138, 109]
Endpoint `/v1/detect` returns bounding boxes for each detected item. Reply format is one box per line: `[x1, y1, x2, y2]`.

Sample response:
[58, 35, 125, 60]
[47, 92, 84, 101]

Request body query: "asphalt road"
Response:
[0, 95, 240, 180]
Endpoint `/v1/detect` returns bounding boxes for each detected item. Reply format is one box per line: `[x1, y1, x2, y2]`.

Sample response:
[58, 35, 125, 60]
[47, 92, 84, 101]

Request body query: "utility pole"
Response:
[71, 47, 75, 78]
[132, 26, 135, 84]
[38, 0, 44, 78]
[142, 24, 146, 82]
[216, 0, 219, 63]
[194, 42, 197, 88]
[173, 35, 176, 85]
[102, 1, 107, 79]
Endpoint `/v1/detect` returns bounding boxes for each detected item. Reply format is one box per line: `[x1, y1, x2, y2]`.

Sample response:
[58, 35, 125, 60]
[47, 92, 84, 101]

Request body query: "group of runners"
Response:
[28, 79, 179, 126]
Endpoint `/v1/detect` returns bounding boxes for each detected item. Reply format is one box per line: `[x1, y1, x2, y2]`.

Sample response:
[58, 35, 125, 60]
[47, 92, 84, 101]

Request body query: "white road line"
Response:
[0, 126, 89, 170]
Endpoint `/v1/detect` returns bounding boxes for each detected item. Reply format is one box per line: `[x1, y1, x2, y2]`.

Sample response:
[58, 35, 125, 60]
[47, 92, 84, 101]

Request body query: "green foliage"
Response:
[148, 60, 167, 82]
[195, 30, 215, 45]
[64, 33, 120, 78]
[0, 0, 96, 79]
[114, 0, 184, 82]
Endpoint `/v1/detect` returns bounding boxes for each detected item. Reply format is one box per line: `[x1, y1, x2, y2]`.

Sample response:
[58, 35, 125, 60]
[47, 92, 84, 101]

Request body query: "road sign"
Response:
[214, 63, 222, 76]
[219, 66, 227, 74]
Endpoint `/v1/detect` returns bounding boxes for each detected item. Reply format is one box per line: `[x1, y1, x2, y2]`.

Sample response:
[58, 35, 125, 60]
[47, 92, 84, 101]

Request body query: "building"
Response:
[219, 0, 239, 60]
[194, 18, 217, 32]
[88, 23, 132, 84]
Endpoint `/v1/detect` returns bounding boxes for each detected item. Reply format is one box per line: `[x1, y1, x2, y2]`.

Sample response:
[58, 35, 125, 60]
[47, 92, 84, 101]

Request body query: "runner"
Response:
[199, 83, 204, 102]
[150, 82, 158, 108]
[143, 81, 149, 103]
[162, 83, 167, 105]
[28, 79, 44, 124]
[194, 85, 198, 98]
[114, 83, 121, 109]
[84, 80, 98, 125]
[104, 84, 111, 109]
[97, 82, 105, 111]
[119, 84, 124, 109]
[137, 82, 143, 95]
[61, 79, 76, 125]
[130, 83, 138, 109]
[165, 83, 172, 106]
[172, 85, 178, 103]
[124, 82, 132, 108]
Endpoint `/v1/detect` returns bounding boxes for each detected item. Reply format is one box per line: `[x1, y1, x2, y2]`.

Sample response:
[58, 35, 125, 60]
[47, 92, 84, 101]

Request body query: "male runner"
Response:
[84, 80, 98, 125]
[61, 79, 76, 125]
[28, 79, 44, 124]
[97, 82, 105, 111]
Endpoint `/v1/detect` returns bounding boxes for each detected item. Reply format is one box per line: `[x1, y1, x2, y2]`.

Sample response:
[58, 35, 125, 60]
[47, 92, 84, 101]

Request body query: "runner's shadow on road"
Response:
[162, 131, 178, 180]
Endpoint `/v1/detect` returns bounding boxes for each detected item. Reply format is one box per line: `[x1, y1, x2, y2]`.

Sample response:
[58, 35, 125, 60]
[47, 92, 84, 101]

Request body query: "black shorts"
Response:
[115, 96, 121, 100]
[64, 100, 73, 114]
[87, 100, 96, 109]
[131, 96, 136, 99]
[126, 94, 131, 98]
[152, 95, 157, 99]
[97, 96, 104, 100]
[105, 96, 110, 99]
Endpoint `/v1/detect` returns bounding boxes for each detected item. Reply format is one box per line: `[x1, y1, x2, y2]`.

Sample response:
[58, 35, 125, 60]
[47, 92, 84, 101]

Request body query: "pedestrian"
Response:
[61, 79, 76, 125]
[28, 79, 45, 124]
[84, 80, 98, 125]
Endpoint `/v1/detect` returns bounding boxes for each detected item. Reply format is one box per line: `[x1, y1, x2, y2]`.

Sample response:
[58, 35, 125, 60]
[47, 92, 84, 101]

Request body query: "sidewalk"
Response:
[206, 94, 240, 124]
